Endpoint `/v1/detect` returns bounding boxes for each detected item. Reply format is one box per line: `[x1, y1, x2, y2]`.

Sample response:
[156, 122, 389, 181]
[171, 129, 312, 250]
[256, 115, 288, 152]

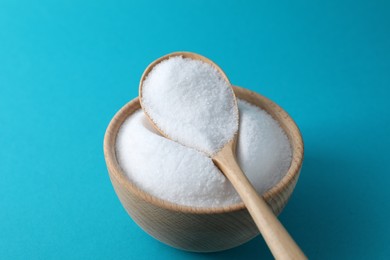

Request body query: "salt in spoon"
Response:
[139, 52, 306, 260]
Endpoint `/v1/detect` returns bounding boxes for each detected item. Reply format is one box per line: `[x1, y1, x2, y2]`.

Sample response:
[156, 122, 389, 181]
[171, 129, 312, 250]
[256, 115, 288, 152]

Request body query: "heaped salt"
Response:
[141, 56, 238, 156]
[116, 99, 292, 208]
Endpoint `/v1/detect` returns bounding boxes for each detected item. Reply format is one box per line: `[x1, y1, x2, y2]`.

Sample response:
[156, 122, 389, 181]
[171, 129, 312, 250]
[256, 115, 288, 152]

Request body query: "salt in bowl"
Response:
[103, 86, 304, 252]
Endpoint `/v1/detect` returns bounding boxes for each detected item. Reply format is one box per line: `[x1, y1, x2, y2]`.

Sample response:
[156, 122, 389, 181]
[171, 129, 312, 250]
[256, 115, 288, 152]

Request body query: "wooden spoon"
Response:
[139, 52, 307, 260]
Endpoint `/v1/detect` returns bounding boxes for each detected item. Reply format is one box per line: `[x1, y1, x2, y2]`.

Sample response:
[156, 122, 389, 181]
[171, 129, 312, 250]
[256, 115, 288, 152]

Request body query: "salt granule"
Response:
[116, 100, 292, 208]
[141, 56, 238, 156]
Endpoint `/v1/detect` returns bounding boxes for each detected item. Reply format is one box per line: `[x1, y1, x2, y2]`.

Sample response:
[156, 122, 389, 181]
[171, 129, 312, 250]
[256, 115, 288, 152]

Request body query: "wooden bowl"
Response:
[103, 86, 304, 252]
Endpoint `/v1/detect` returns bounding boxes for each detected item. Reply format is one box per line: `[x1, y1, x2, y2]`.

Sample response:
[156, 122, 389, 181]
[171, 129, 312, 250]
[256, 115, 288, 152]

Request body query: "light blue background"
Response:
[1, 0, 389, 259]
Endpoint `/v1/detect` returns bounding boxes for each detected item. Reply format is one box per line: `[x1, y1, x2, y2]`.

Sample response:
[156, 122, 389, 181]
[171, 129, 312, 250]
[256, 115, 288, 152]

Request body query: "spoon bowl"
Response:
[139, 51, 238, 148]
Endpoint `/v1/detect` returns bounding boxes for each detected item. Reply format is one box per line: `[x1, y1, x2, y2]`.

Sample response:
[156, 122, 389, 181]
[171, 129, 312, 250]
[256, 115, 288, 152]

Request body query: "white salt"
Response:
[141, 56, 238, 156]
[116, 99, 292, 208]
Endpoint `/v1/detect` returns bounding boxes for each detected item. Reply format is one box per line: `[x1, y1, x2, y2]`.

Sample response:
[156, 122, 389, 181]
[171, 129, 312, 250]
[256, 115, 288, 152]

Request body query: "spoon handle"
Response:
[213, 143, 307, 260]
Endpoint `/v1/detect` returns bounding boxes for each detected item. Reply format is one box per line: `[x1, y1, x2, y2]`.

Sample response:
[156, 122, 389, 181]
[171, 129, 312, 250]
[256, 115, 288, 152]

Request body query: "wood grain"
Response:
[103, 86, 304, 252]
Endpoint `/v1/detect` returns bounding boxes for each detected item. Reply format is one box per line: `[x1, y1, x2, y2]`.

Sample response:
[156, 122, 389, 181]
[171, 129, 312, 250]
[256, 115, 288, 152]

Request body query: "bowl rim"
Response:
[104, 85, 304, 214]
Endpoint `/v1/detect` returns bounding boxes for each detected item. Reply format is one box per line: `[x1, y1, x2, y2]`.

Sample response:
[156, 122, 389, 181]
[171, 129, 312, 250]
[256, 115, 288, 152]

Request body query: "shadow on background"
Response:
[153, 145, 370, 259]
[280, 147, 369, 259]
